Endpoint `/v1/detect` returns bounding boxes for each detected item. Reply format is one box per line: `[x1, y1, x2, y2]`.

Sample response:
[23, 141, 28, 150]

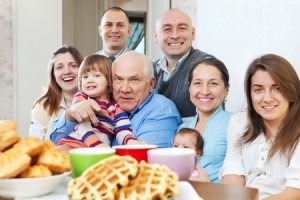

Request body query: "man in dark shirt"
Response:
[153, 9, 213, 118]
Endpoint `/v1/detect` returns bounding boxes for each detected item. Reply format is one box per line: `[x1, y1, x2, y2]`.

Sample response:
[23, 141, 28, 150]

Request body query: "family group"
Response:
[28, 7, 300, 200]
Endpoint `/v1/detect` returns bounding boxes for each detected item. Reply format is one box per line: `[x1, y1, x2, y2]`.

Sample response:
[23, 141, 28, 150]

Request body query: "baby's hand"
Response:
[189, 165, 210, 182]
[95, 143, 111, 148]
[127, 139, 147, 145]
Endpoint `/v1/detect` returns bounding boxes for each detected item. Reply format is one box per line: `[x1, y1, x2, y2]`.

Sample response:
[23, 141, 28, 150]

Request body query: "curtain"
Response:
[126, 22, 145, 51]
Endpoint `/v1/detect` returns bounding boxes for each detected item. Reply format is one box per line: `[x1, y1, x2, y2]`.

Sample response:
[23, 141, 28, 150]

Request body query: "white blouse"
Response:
[220, 112, 300, 199]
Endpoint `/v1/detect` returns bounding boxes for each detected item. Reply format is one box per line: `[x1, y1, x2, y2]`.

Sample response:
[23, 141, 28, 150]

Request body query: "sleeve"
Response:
[29, 103, 48, 140]
[285, 141, 300, 189]
[114, 106, 136, 145]
[58, 122, 103, 148]
[72, 92, 88, 104]
[219, 112, 247, 178]
[49, 112, 77, 144]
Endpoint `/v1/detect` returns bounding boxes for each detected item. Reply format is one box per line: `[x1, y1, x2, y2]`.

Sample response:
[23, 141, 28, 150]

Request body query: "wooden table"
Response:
[189, 181, 259, 200]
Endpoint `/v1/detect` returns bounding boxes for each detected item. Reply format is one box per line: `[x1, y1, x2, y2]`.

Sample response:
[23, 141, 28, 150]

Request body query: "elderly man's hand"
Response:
[127, 139, 147, 145]
[66, 99, 101, 126]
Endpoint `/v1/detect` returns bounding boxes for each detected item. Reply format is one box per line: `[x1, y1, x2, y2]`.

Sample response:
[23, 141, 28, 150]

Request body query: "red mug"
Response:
[113, 145, 157, 162]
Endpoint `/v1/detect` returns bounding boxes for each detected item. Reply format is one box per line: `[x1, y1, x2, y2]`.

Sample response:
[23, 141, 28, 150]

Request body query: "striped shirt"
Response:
[58, 92, 136, 147]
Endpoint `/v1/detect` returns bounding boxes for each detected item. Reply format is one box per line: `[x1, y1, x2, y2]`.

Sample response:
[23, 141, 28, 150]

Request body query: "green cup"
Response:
[69, 147, 115, 177]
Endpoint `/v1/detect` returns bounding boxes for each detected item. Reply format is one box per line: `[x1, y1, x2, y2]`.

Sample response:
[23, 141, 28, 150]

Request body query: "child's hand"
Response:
[95, 143, 111, 148]
[127, 139, 147, 145]
[56, 144, 73, 154]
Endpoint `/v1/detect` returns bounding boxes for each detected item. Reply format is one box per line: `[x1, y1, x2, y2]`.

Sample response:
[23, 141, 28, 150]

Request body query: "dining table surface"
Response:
[189, 180, 259, 200]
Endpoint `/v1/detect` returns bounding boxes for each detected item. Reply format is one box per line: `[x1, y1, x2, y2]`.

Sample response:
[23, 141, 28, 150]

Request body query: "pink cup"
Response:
[147, 148, 196, 181]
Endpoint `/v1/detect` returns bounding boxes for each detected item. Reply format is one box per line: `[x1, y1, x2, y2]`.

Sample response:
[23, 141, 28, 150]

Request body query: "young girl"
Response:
[173, 128, 209, 182]
[57, 54, 144, 148]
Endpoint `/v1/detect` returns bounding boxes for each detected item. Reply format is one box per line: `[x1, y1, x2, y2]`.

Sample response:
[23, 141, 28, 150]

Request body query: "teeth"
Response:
[263, 106, 275, 109]
[199, 98, 211, 103]
[63, 77, 74, 81]
[169, 43, 181, 46]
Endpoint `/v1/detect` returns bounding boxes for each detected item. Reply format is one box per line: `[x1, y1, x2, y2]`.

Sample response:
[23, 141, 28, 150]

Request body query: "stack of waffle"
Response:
[68, 155, 179, 200]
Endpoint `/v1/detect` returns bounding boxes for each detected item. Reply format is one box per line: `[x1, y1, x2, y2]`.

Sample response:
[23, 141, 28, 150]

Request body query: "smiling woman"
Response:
[220, 54, 300, 199]
[29, 46, 83, 141]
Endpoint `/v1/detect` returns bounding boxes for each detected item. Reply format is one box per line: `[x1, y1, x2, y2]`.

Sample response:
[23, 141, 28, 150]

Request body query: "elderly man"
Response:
[96, 7, 131, 60]
[153, 9, 213, 118]
[50, 51, 181, 148]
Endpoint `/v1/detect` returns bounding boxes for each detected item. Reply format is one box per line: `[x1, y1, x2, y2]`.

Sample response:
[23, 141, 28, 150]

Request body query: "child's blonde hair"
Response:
[78, 54, 112, 98]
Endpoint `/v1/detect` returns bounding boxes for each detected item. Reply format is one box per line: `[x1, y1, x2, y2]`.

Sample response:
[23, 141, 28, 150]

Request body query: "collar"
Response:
[59, 97, 67, 109]
[103, 48, 126, 59]
[129, 90, 157, 117]
[155, 49, 191, 73]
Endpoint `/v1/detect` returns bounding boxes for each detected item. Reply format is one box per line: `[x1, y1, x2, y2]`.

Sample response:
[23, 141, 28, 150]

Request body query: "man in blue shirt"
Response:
[50, 51, 181, 148]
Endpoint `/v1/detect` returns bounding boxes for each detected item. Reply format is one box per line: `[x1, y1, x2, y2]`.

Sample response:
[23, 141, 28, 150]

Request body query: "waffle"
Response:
[0, 149, 31, 178]
[116, 161, 179, 200]
[68, 155, 139, 200]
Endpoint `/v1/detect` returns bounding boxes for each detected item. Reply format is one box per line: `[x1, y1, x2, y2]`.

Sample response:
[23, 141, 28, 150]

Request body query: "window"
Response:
[126, 12, 146, 54]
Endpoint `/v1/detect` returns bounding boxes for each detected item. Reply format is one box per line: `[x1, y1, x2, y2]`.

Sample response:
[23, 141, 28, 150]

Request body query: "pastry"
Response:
[0, 120, 20, 152]
[20, 164, 52, 178]
[68, 155, 139, 200]
[0, 120, 16, 133]
[37, 149, 71, 173]
[0, 149, 31, 178]
[13, 136, 44, 156]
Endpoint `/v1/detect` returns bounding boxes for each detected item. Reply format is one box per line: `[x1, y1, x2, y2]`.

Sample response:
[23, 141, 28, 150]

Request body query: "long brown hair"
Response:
[242, 54, 300, 162]
[33, 45, 83, 116]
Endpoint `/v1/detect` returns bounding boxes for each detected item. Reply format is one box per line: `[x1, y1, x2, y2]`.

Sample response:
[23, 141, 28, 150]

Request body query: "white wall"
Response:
[146, 0, 169, 60]
[196, 0, 300, 113]
[13, 0, 62, 137]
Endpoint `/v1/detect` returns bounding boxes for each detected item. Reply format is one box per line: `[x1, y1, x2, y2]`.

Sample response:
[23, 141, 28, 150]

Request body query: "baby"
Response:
[173, 128, 209, 182]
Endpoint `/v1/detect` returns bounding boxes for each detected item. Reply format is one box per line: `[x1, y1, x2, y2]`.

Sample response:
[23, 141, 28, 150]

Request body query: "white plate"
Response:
[11, 180, 202, 200]
[0, 172, 71, 199]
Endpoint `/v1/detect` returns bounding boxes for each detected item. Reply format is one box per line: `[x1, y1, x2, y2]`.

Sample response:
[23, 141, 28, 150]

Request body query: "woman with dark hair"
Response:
[178, 56, 232, 182]
[29, 45, 83, 141]
[221, 54, 300, 199]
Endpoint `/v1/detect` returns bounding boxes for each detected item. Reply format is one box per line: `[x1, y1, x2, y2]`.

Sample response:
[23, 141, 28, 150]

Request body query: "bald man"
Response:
[153, 9, 214, 118]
